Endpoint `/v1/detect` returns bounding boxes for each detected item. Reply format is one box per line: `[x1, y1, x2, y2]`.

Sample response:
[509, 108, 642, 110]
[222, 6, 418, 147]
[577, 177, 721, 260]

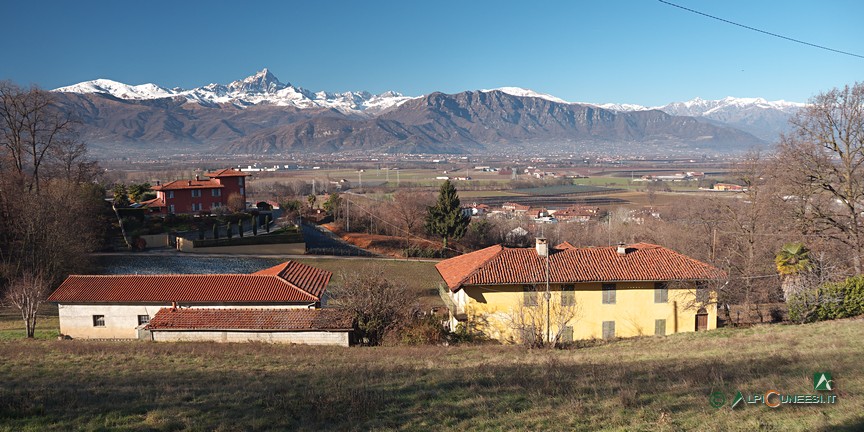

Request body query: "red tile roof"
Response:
[436, 243, 726, 291]
[47, 261, 332, 304]
[146, 308, 353, 331]
[152, 179, 224, 191]
[141, 196, 165, 208]
[252, 261, 332, 298]
[205, 168, 249, 178]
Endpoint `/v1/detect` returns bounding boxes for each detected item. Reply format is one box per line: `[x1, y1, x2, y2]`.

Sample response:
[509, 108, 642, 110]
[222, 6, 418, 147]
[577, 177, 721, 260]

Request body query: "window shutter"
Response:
[602, 321, 615, 339]
[562, 284, 575, 306]
[654, 282, 668, 303]
[602, 283, 616, 304]
[654, 319, 666, 336]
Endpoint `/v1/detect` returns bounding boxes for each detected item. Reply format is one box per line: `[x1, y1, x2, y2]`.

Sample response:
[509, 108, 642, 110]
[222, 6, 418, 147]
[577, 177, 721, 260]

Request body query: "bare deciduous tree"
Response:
[0, 81, 74, 194]
[0, 83, 104, 337]
[3, 272, 50, 338]
[508, 294, 582, 348]
[327, 265, 416, 346]
[778, 82, 864, 273]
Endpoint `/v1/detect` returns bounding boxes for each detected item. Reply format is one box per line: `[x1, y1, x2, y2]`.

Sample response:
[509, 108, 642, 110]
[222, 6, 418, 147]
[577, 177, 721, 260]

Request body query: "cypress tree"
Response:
[252, 215, 258, 236]
[425, 180, 470, 250]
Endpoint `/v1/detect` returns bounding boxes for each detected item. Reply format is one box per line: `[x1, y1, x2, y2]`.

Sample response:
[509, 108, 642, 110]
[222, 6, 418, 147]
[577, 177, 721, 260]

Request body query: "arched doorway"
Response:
[695, 307, 708, 331]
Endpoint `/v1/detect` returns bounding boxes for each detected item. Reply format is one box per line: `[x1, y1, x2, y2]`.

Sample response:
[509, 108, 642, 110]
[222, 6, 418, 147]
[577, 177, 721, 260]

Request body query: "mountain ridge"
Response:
[51, 69, 780, 155]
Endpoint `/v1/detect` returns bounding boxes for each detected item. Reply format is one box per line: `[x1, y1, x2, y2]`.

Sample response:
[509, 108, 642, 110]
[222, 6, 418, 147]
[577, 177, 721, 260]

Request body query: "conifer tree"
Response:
[425, 180, 470, 250]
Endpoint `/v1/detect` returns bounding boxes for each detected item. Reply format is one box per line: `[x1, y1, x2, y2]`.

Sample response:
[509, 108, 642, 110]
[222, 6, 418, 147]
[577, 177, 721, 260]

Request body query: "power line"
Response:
[658, 0, 864, 60]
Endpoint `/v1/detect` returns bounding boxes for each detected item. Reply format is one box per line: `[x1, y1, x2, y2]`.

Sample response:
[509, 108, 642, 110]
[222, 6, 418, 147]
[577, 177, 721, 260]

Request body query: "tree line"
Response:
[0, 82, 106, 337]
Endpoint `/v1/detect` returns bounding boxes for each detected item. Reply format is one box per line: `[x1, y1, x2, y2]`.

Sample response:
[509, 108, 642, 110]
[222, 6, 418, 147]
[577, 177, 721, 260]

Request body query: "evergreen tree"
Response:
[252, 215, 258, 236]
[112, 184, 130, 208]
[425, 180, 470, 250]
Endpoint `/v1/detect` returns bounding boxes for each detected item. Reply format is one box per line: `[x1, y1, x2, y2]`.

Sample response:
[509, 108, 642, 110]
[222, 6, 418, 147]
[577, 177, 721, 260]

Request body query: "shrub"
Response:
[788, 276, 864, 323]
[397, 315, 449, 345]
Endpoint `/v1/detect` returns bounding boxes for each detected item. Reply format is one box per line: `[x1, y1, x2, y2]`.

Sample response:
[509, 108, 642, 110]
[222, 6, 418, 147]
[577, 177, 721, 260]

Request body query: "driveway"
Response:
[301, 222, 377, 257]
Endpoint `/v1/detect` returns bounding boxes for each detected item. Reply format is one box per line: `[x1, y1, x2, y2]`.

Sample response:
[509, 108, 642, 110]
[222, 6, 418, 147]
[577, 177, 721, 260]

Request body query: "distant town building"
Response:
[713, 183, 746, 192]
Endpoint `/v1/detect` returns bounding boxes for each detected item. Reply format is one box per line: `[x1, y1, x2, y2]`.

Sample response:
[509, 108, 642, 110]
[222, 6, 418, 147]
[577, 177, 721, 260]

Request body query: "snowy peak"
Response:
[227, 68, 285, 94]
[54, 69, 413, 113]
[54, 79, 175, 100]
[656, 96, 805, 116]
[483, 87, 569, 104]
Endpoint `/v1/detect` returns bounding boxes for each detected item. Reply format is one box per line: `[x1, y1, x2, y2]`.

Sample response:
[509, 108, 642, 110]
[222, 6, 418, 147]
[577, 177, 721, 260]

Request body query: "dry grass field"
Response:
[0, 309, 862, 431]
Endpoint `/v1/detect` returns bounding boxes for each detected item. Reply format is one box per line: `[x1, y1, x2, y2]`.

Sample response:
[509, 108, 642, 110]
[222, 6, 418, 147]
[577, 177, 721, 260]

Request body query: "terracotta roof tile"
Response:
[141, 197, 165, 208]
[436, 243, 725, 291]
[146, 308, 353, 331]
[252, 261, 332, 298]
[47, 261, 331, 304]
[152, 179, 224, 191]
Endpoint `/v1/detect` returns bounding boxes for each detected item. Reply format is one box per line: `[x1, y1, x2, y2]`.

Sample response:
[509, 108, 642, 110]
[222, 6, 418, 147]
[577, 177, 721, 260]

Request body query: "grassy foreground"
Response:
[0, 318, 862, 431]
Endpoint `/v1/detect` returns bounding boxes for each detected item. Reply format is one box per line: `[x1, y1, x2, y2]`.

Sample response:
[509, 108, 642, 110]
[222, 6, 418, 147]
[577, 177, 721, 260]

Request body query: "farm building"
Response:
[146, 308, 353, 345]
[46, 261, 353, 346]
[435, 239, 725, 344]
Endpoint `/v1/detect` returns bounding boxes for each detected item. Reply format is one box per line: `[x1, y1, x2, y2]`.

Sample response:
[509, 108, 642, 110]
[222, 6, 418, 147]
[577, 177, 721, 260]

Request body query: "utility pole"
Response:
[711, 227, 717, 262]
[346, 196, 350, 231]
[396, 169, 400, 187]
[358, 170, 362, 189]
[312, 179, 316, 196]
[545, 250, 551, 345]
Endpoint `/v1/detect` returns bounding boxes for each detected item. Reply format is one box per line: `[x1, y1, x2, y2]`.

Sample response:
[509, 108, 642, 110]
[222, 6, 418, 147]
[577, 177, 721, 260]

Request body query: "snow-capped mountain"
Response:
[654, 97, 804, 142]
[656, 96, 804, 117]
[481, 87, 569, 104]
[587, 96, 805, 142]
[54, 69, 416, 114]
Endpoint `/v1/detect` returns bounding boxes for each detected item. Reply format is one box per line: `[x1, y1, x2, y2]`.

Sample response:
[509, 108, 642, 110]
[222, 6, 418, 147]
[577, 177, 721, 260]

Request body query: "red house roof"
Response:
[47, 261, 331, 304]
[146, 308, 353, 331]
[152, 179, 224, 191]
[436, 243, 726, 292]
[205, 168, 249, 178]
[253, 261, 332, 298]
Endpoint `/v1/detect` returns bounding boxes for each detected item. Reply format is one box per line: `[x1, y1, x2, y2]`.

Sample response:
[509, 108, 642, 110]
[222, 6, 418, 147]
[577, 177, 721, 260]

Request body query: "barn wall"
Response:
[57, 304, 312, 339]
[152, 330, 350, 346]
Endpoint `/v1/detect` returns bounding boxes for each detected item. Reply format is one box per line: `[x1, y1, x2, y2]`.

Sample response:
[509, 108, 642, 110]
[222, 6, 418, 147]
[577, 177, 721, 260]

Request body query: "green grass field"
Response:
[0, 312, 861, 431]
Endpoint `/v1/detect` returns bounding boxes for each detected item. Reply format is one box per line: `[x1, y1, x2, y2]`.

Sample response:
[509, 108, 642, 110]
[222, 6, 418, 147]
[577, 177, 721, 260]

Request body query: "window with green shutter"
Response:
[560, 325, 574, 343]
[521, 325, 537, 345]
[602, 321, 615, 339]
[602, 283, 616, 304]
[655, 319, 666, 336]
[523, 285, 538, 307]
[654, 282, 668, 303]
[562, 284, 575, 306]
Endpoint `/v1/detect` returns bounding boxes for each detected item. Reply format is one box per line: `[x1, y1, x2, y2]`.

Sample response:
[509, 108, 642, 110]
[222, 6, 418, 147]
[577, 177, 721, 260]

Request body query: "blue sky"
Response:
[2, 0, 861, 106]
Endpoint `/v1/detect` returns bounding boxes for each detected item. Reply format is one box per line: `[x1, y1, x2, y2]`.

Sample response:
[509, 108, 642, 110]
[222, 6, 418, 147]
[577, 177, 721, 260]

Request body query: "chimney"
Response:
[156, 180, 160, 186]
[187, 180, 192, 186]
[536, 237, 549, 257]
[617, 242, 627, 256]
[170, 301, 178, 311]
[195, 175, 200, 181]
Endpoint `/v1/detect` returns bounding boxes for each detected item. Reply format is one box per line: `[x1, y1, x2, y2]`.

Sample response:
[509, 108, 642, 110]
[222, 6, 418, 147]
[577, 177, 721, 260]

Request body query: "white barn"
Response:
[47, 261, 353, 346]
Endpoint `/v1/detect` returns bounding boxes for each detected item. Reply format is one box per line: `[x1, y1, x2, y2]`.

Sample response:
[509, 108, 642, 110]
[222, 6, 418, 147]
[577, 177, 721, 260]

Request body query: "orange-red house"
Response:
[143, 168, 249, 215]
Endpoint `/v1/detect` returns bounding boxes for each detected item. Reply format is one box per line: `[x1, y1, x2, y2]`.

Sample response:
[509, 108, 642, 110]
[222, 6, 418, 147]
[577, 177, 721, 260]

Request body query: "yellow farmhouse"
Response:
[435, 239, 726, 344]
